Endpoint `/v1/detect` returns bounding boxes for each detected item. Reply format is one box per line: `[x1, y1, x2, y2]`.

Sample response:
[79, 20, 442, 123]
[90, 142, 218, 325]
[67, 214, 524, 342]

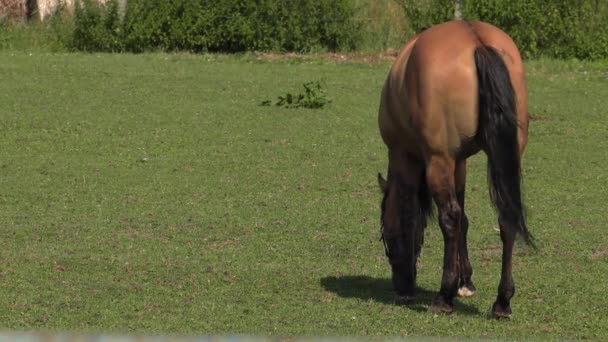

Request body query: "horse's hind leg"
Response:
[381, 150, 423, 304]
[426, 155, 461, 313]
[492, 220, 515, 318]
[455, 159, 476, 297]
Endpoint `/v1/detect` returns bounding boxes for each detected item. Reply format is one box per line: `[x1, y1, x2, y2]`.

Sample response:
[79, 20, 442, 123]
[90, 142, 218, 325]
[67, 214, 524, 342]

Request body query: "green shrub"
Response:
[262, 81, 332, 109]
[5, 0, 606, 59]
[73, 0, 361, 53]
[396, 0, 608, 60]
[464, 0, 608, 60]
[394, 0, 454, 33]
[70, 0, 122, 52]
[355, 0, 412, 52]
[121, 0, 202, 52]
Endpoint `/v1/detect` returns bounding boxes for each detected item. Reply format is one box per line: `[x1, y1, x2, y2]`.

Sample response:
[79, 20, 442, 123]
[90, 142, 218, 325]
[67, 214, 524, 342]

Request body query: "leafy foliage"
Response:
[393, 0, 454, 33]
[70, 0, 122, 52]
[395, 0, 608, 60]
[464, 0, 608, 60]
[2, 0, 607, 59]
[263, 81, 332, 109]
[68, 0, 361, 53]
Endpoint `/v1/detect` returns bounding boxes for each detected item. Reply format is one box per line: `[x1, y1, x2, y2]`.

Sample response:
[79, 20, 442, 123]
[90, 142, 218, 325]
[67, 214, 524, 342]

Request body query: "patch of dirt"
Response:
[205, 266, 240, 284]
[205, 238, 240, 251]
[530, 114, 552, 121]
[476, 242, 534, 266]
[541, 325, 554, 333]
[254, 49, 399, 64]
[591, 248, 608, 261]
[478, 244, 502, 266]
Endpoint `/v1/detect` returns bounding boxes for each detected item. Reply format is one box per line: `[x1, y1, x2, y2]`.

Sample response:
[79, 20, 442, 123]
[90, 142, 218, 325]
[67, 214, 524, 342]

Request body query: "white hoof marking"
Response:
[458, 286, 475, 297]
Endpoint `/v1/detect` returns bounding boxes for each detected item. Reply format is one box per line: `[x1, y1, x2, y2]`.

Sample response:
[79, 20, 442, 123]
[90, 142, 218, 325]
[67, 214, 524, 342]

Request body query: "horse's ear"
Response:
[377, 173, 387, 194]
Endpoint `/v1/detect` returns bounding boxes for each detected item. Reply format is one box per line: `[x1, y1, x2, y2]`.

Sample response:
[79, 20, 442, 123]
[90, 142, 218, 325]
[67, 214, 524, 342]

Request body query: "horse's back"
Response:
[379, 20, 528, 159]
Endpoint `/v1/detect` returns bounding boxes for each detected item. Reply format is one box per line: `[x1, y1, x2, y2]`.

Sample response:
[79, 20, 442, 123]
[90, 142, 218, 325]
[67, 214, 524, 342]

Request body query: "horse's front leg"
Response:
[426, 155, 461, 314]
[380, 152, 423, 304]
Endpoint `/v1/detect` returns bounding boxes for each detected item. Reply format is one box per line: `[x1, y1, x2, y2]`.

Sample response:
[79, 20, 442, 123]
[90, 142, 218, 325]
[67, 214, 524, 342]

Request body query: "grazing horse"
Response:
[377, 20, 535, 318]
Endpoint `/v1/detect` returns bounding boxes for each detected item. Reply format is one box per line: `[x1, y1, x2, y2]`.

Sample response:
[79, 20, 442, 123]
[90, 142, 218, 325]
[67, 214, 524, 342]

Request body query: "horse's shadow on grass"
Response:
[320, 275, 480, 316]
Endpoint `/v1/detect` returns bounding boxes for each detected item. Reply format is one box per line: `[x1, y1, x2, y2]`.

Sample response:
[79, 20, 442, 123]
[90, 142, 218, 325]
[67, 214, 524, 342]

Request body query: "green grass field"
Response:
[0, 51, 607, 339]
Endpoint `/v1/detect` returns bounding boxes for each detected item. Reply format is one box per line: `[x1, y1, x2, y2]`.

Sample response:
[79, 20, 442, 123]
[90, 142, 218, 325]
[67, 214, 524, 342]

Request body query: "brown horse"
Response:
[377, 20, 535, 318]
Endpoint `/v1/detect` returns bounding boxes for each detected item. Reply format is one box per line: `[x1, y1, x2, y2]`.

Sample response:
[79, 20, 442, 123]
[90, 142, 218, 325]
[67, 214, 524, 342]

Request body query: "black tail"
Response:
[474, 45, 535, 248]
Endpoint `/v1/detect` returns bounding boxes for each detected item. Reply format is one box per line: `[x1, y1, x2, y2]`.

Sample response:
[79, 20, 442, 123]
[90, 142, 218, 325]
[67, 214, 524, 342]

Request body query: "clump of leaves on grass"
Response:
[262, 81, 332, 109]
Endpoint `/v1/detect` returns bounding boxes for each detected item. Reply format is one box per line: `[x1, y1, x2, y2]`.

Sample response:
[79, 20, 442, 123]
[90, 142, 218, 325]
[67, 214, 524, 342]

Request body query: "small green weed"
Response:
[262, 81, 332, 109]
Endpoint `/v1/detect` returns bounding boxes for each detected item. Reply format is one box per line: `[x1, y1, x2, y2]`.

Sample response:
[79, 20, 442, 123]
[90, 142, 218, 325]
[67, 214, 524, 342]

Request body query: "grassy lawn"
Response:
[0, 51, 607, 339]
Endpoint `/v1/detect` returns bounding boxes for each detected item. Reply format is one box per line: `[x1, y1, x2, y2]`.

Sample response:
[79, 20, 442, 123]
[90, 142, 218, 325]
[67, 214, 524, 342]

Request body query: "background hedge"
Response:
[397, 0, 608, 60]
[1, 0, 607, 59]
[67, 0, 360, 53]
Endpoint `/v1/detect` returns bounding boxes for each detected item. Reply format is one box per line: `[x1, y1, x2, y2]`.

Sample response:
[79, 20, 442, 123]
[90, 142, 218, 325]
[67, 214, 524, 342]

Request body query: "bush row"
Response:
[67, 0, 361, 53]
[398, 0, 608, 60]
[5, 0, 607, 59]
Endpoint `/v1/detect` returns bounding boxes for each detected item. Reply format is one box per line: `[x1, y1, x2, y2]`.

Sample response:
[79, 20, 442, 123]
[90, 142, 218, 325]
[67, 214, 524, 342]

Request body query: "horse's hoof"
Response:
[457, 284, 476, 298]
[490, 302, 512, 319]
[429, 296, 453, 314]
[394, 294, 415, 305]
